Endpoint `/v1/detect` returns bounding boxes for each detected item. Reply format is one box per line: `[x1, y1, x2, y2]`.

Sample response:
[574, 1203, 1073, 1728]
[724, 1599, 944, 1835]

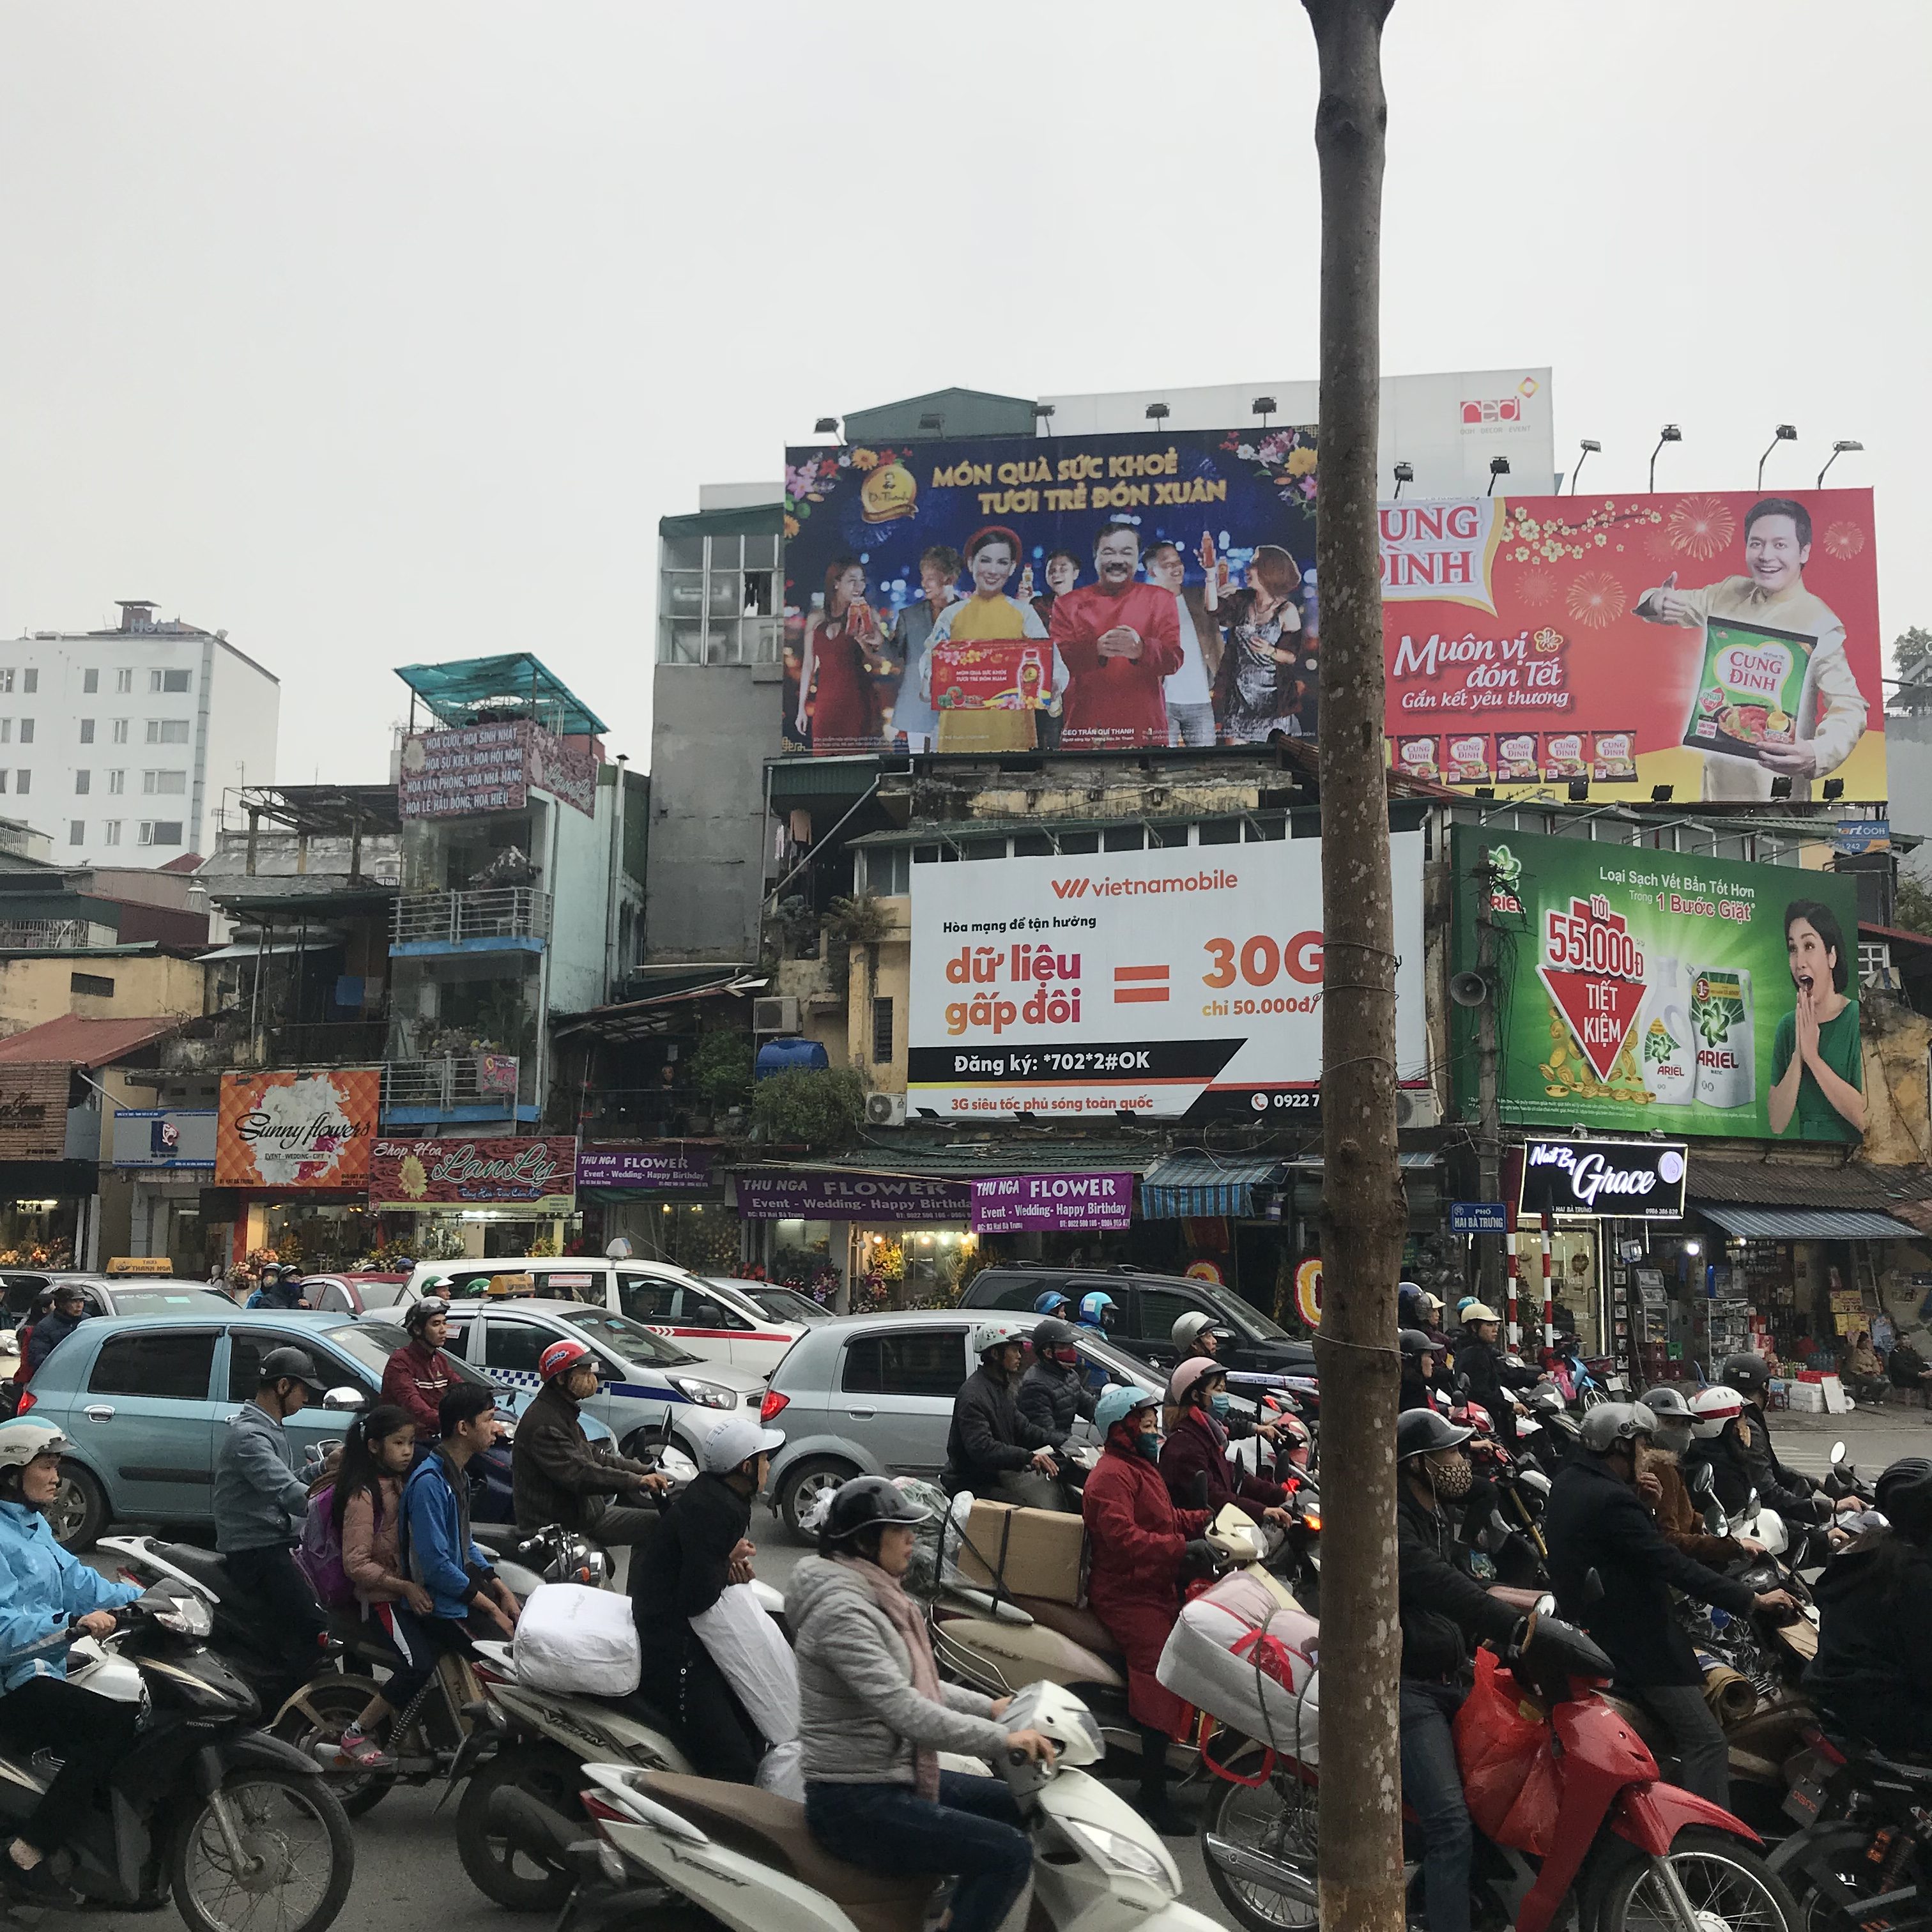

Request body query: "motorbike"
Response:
[1199, 1594, 1801, 1932]
[0, 1583, 355, 1932]
[1769, 1728, 1932, 1931]
[532, 1682, 1225, 1932]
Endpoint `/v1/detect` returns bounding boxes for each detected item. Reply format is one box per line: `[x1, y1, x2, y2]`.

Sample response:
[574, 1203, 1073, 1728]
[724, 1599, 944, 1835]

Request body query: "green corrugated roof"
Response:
[659, 505, 784, 541]
[394, 654, 607, 736]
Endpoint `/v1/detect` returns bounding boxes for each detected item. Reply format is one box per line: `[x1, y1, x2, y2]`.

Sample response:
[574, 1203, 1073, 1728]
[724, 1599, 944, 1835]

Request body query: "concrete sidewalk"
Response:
[1772, 1400, 1931, 1475]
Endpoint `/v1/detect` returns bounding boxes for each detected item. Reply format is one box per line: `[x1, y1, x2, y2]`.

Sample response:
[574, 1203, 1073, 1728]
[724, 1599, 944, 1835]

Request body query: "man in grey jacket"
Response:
[211, 1345, 330, 1668]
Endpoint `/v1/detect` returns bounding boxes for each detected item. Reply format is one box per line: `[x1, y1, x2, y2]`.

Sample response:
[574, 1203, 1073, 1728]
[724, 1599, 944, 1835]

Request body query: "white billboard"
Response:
[907, 832, 1427, 1121]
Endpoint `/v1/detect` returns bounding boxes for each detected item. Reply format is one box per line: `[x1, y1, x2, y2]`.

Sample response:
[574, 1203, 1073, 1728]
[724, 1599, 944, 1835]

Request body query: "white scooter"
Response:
[548, 1682, 1224, 1932]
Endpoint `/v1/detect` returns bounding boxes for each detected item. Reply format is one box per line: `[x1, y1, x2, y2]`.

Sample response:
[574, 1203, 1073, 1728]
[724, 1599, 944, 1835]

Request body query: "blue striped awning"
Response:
[1139, 1155, 1288, 1220]
[1697, 1204, 1920, 1243]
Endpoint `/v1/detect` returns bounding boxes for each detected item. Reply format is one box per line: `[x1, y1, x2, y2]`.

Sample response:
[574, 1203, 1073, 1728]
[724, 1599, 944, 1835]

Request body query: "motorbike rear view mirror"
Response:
[321, 1386, 366, 1411]
[1830, 1441, 1846, 1466]
[1581, 1567, 1606, 1607]
[1457, 1372, 1471, 1397]
[1690, 1461, 1716, 1499]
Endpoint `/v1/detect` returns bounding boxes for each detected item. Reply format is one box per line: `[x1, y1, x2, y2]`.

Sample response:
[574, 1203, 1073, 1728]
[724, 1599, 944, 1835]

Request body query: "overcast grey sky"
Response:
[3, 3, 1926, 787]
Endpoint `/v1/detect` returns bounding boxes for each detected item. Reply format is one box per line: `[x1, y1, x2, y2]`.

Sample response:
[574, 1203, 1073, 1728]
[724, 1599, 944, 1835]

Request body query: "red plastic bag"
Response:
[1452, 1650, 1559, 1855]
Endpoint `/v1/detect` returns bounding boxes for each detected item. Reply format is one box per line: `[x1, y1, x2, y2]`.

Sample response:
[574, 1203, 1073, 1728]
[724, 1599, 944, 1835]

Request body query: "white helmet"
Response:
[0, 1420, 68, 1469]
[970, 1319, 1027, 1358]
[698, 1413, 786, 1475]
[1689, 1386, 1744, 1439]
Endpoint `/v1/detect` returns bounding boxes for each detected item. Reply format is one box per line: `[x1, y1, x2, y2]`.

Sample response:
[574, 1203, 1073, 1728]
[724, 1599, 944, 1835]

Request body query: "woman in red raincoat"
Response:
[1081, 1385, 1208, 1836]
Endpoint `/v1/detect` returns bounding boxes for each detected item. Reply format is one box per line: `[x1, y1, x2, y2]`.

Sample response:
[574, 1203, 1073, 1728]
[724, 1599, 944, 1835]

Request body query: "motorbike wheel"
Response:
[457, 1745, 586, 1912]
[271, 1678, 397, 1818]
[170, 1768, 354, 1932]
[1772, 1825, 1886, 1932]
[1203, 1746, 1320, 1932]
[1596, 1826, 1801, 1932]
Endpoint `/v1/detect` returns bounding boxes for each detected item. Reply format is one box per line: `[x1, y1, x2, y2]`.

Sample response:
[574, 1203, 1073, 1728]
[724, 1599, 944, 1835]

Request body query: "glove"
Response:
[1183, 1539, 1222, 1575]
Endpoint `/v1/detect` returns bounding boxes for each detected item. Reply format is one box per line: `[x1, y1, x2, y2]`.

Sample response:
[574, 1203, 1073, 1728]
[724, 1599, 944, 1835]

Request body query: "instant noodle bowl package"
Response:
[1446, 733, 1492, 784]
[1591, 731, 1638, 781]
[1396, 735, 1441, 782]
[1540, 732, 1588, 781]
[1496, 733, 1540, 783]
[1683, 617, 1818, 763]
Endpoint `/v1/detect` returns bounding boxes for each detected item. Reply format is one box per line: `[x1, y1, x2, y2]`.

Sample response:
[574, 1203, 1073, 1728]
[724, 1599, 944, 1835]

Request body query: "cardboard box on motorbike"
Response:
[951, 1499, 1087, 1606]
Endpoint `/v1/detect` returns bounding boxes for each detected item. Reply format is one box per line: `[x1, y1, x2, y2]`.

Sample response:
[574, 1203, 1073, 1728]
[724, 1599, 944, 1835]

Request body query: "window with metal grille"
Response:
[871, 995, 894, 1064]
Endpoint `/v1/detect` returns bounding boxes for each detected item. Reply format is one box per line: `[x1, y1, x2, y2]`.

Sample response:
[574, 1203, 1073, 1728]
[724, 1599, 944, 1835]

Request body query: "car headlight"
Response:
[1061, 1819, 1175, 1891]
[670, 1377, 736, 1409]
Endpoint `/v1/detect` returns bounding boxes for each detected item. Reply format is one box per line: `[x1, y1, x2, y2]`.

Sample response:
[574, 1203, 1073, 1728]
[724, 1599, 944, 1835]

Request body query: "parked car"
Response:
[387, 1297, 767, 1464]
[3, 1273, 238, 1326]
[958, 1263, 1316, 1379]
[396, 1255, 813, 1377]
[759, 1308, 1167, 1538]
[299, 1272, 412, 1315]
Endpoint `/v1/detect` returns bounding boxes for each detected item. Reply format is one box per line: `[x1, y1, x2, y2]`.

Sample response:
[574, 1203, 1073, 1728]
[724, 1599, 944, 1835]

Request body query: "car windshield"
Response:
[558, 1306, 701, 1366]
[717, 1280, 827, 1326]
[351, 1322, 493, 1387]
[1194, 1280, 1292, 1342]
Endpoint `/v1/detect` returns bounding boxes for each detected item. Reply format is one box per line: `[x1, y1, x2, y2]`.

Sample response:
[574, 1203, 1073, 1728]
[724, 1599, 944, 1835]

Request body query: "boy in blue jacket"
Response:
[401, 1384, 519, 1644]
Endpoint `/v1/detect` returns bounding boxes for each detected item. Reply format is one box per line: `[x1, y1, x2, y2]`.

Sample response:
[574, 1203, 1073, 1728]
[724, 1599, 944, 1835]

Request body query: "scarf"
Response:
[837, 1554, 942, 1799]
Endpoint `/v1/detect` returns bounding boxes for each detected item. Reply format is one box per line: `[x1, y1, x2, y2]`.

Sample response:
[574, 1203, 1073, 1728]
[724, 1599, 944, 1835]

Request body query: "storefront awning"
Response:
[1140, 1155, 1288, 1220]
[1697, 1204, 1922, 1243]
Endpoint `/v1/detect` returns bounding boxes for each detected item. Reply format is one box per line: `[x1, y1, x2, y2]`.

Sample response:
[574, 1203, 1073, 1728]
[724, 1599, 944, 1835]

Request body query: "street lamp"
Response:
[1488, 456, 1510, 497]
[1145, 402, 1171, 424]
[1252, 395, 1277, 429]
[1757, 424, 1798, 490]
[1392, 461, 1414, 500]
[1649, 424, 1682, 492]
[1571, 438, 1601, 494]
[1818, 439, 1864, 487]
[813, 416, 840, 438]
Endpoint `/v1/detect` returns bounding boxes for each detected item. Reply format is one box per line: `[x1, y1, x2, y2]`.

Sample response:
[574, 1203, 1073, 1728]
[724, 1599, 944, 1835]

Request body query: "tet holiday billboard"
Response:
[908, 832, 1428, 1122]
[1383, 489, 1884, 805]
[1451, 825, 1865, 1144]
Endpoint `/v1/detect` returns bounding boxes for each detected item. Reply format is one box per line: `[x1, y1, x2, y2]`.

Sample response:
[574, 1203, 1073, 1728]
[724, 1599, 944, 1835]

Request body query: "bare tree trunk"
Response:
[1303, 4, 1406, 1931]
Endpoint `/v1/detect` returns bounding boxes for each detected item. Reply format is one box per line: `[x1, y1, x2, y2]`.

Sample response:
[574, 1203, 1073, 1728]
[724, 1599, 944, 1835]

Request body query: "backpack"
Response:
[296, 1482, 358, 1611]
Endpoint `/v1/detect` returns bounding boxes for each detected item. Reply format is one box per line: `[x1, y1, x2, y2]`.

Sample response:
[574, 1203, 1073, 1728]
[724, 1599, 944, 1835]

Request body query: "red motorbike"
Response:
[1202, 1601, 1800, 1932]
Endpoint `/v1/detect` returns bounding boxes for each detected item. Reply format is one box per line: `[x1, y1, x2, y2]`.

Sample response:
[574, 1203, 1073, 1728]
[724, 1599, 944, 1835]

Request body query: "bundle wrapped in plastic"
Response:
[692, 1582, 800, 1744]
[896, 1477, 960, 1597]
[1156, 1567, 1321, 1766]
[514, 1581, 641, 1696]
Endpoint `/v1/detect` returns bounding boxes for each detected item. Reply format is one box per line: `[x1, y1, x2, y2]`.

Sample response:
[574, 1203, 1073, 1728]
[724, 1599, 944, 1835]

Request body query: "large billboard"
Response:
[907, 832, 1427, 1121]
[1450, 825, 1866, 1144]
[1384, 489, 1883, 804]
[215, 1069, 379, 1188]
[782, 427, 1319, 756]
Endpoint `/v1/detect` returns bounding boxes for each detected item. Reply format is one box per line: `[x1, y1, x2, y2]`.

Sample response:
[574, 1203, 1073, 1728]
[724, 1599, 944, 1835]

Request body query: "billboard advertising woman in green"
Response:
[1769, 899, 1864, 1143]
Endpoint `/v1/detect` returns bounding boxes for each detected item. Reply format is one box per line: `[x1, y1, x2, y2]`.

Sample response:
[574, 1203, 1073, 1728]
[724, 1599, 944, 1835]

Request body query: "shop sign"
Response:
[217, 1068, 379, 1188]
[369, 1136, 578, 1213]
[397, 721, 595, 820]
[733, 1172, 971, 1222]
[1450, 1201, 1508, 1234]
[112, 1108, 217, 1170]
[969, 1172, 1132, 1234]
[105, 1257, 174, 1275]
[1831, 818, 1890, 855]
[0, 1065, 72, 1163]
[576, 1146, 713, 1192]
[1517, 1137, 1687, 1220]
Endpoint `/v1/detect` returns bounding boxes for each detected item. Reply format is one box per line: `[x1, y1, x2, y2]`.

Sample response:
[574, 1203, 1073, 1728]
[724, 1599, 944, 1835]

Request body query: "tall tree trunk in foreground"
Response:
[1304, 4, 1405, 1930]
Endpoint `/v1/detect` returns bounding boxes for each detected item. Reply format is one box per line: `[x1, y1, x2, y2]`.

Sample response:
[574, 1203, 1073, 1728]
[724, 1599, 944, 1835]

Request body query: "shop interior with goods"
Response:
[0, 1195, 78, 1269]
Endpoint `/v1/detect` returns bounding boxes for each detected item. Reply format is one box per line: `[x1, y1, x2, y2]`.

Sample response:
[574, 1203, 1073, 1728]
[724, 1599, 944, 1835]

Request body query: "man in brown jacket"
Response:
[510, 1336, 668, 1544]
[1636, 1386, 1765, 1563]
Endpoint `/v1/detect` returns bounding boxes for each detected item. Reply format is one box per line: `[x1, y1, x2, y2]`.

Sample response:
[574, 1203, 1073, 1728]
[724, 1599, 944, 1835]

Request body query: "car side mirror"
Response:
[322, 1386, 366, 1412]
[1581, 1567, 1606, 1607]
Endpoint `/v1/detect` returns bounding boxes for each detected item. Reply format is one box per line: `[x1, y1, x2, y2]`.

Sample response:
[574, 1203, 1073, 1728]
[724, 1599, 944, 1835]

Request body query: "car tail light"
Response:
[760, 1388, 789, 1423]
[13, 1390, 33, 1414]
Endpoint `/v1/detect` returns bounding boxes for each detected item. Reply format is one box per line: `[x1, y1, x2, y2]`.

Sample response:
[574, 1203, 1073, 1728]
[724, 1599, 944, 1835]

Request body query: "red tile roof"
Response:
[0, 1014, 185, 1068]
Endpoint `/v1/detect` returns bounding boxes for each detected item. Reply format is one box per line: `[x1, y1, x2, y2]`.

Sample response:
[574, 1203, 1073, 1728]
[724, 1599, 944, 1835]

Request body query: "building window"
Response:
[142, 769, 187, 795]
[17, 719, 31, 745]
[14, 772, 27, 795]
[83, 669, 98, 694]
[871, 996, 894, 1064]
[111, 719, 128, 744]
[0, 671, 13, 693]
[150, 668, 191, 693]
[138, 820, 183, 847]
[658, 530, 782, 666]
[22, 671, 36, 694]
[107, 770, 124, 794]
[72, 971, 114, 997]
[79, 719, 94, 744]
[75, 770, 89, 794]
[68, 820, 84, 846]
[0, 721, 10, 744]
[146, 719, 190, 745]
[861, 846, 910, 896]
[103, 820, 121, 846]
[115, 668, 132, 693]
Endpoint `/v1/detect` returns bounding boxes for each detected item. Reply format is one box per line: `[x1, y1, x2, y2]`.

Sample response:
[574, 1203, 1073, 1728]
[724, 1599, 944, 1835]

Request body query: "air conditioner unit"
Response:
[865, 1092, 908, 1128]
[1395, 1087, 1441, 1129]
[752, 996, 801, 1034]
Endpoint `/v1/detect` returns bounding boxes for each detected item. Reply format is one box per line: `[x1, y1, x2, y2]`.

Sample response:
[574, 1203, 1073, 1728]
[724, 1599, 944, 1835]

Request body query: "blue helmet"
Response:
[1032, 1291, 1074, 1318]
[1077, 1291, 1118, 1331]
[1094, 1384, 1159, 1435]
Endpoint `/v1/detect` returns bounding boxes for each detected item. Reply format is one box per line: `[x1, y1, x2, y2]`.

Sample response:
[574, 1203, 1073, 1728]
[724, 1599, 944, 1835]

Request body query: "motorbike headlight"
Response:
[150, 1595, 213, 1637]
[670, 1377, 735, 1410]
[1061, 1819, 1175, 1892]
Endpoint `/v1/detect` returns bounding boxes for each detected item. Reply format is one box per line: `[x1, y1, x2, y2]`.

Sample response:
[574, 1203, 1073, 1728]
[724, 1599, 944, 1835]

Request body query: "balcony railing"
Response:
[390, 887, 550, 948]
[382, 1054, 523, 1112]
[0, 919, 99, 951]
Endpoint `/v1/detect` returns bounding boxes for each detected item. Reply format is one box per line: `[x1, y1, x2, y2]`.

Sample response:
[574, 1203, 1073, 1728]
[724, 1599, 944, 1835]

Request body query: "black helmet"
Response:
[404, 1296, 450, 1337]
[1397, 1408, 1474, 1460]
[1721, 1353, 1771, 1400]
[821, 1475, 931, 1546]
[1399, 1328, 1436, 1361]
[257, 1346, 326, 1394]
[1875, 1457, 1932, 1544]
[1032, 1317, 1077, 1353]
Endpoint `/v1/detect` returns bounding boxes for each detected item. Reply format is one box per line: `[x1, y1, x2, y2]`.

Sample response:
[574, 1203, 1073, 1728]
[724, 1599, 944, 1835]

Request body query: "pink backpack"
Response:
[295, 1483, 358, 1611]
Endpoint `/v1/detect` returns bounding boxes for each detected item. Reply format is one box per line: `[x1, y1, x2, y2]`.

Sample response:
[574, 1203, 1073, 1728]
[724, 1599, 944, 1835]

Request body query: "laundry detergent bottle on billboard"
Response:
[1641, 957, 1696, 1106]
[1692, 966, 1756, 1110]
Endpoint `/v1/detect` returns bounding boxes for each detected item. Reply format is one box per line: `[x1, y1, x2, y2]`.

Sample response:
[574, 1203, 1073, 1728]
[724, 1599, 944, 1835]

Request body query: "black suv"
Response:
[959, 1264, 1315, 1379]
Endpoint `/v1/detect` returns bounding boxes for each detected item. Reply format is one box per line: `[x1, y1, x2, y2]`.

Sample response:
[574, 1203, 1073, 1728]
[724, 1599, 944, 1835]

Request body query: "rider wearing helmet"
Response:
[20, 1284, 88, 1383]
[1076, 1290, 1119, 1335]
[1082, 1384, 1211, 1836]
[632, 1413, 786, 1782]
[1544, 1401, 1793, 1807]
[381, 1296, 461, 1441]
[1032, 1291, 1074, 1319]
[1453, 1302, 1543, 1449]
[510, 1335, 668, 1544]
[1700, 1352, 1857, 1528]
[1160, 1357, 1292, 1523]
[1395, 1407, 1526, 1932]
[0, 1421, 142, 1897]
[1169, 1311, 1281, 1447]
[944, 1319, 1062, 1508]
[1805, 1457, 1932, 1756]
[245, 1261, 309, 1312]
[1399, 1329, 1443, 1414]
[787, 1477, 1055, 1932]
[1634, 1386, 1763, 1564]
[1015, 1317, 1096, 1450]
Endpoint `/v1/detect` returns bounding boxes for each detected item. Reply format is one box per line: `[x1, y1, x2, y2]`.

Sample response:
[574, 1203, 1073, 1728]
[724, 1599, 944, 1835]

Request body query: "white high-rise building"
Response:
[0, 601, 279, 866]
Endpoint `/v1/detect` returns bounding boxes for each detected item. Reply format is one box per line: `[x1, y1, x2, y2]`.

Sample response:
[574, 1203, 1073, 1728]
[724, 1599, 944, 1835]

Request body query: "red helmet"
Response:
[538, 1337, 594, 1383]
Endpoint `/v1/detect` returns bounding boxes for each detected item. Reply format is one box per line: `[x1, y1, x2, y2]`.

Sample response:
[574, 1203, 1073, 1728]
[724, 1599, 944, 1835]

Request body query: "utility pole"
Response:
[1303, 4, 1404, 1932]
[1475, 864, 1505, 1306]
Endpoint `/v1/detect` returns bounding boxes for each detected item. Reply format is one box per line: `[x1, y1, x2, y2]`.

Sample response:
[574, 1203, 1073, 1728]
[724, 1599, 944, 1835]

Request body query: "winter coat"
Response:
[381, 1341, 457, 1441]
[1805, 1533, 1932, 1754]
[1396, 1480, 1520, 1683]
[1685, 1410, 1816, 1521]
[22, 1308, 82, 1377]
[631, 1471, 747, 1643]
[511, 1378, 657, 1533]
[1455, 1333, 1538, 1444]
[0, 1499, 139, 1694]
[1016, 1358, 1093, 1450]
[401, 1448, 493, 1620]
[944, 1364, 1054, 1492]
[341, 1474, 409, 1605]
[1544, 1453, 1756, 1688]
[1082, 1434, 1209, 1736]
[212, 1400, 312, 1552]
[1160, 1406, 1286, 1515]
[786, 1555, 1007, 1786]
[1640, 1452, 1747, 1566]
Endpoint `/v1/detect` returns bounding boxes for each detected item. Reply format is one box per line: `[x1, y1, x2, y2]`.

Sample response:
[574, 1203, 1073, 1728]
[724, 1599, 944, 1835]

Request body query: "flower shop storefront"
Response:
[576, 1146, 744, 1275]
[368, 1137, 580, 1260]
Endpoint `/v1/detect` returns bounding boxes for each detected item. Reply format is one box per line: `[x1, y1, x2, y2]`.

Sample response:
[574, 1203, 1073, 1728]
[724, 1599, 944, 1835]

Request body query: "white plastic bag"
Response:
[1156, 1570, 1321, 1766]
[691, 1581, 799, 1744]
[514, 1581, 641, 1696]
[755, 1739, 806, 1802]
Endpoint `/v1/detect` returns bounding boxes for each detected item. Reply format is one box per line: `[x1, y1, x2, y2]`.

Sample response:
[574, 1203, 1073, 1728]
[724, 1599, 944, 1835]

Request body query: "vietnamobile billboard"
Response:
[1450, 824, 1866, 1144]
[907, 832, 1427, 1121]
[1382, 489, 1884, 806]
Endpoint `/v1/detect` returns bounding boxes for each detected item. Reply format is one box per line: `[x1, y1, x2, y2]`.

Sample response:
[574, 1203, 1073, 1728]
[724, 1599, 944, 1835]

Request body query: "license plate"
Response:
[1782, 1776, 1827, 1824]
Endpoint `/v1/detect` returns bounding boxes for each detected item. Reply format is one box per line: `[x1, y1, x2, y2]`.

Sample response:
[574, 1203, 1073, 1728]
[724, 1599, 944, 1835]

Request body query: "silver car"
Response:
[759, 1308, 1165, 1538]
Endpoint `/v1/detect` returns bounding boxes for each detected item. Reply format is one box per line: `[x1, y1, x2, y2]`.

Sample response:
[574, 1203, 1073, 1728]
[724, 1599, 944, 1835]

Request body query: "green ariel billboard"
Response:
[1451, 824, 1865, 1144]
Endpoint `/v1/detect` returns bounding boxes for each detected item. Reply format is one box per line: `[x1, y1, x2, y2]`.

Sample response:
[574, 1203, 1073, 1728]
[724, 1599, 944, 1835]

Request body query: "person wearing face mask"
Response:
[1081, 1385, 1210, 1836]
[1399, 1329, 1445, 1414]
[1015, 1319, 1096, 1451]
[1634, 1386, 1764, 1563]
[1159, 1357, 1294, 1524]
[1395, 1409, 1533, 1932]
[1544, 1403, 1795, 1807]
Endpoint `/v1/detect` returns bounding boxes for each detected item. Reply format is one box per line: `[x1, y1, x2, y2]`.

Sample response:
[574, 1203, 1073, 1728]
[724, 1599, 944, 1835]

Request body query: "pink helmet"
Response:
[1167, 1356, 1225, 1407]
